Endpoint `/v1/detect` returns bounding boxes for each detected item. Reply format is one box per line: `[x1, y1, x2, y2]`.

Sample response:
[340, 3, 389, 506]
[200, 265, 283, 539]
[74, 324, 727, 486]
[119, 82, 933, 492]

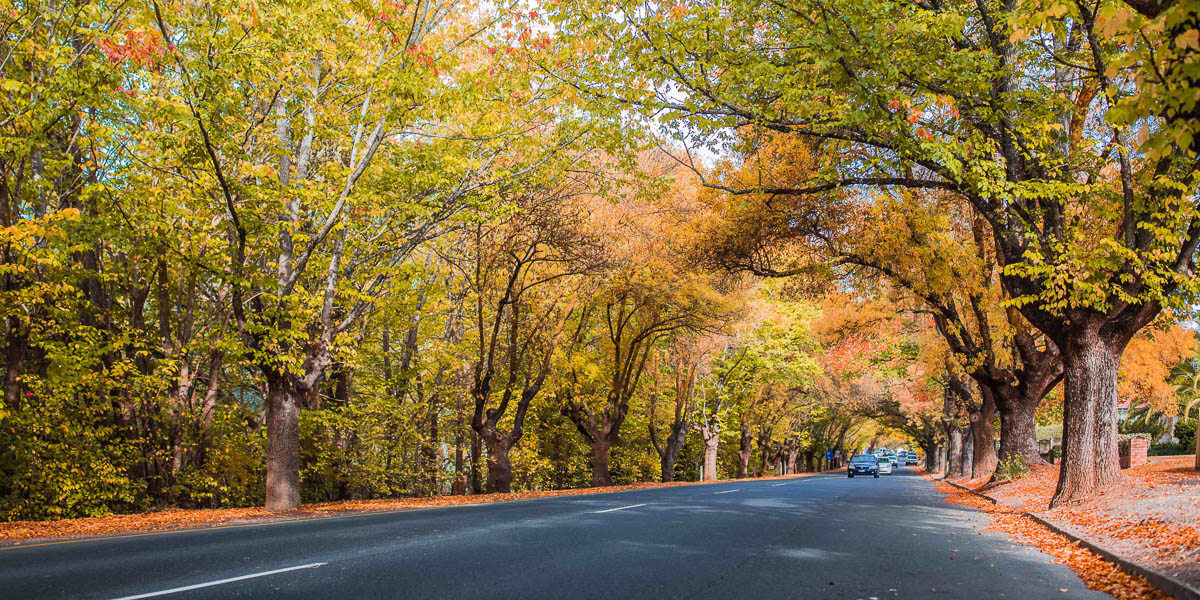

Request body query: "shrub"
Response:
[1149, 442, 1187, 456]
[994, 455, 1030, 482]
[1175, 420, 1196, 453]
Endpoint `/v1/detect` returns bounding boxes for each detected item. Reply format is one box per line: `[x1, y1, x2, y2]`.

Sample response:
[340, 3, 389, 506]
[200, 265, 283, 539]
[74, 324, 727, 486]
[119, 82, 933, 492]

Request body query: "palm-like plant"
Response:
[1172, 358, 1200, 423]
[1169, 351, 1200, 470]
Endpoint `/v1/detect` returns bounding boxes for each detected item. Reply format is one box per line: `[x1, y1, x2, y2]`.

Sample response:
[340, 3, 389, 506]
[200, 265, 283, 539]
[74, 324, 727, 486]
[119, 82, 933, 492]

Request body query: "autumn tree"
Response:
[461, 185, 604, 493]
[554, 0, 1200, 505]
[647, 336, 705, 482]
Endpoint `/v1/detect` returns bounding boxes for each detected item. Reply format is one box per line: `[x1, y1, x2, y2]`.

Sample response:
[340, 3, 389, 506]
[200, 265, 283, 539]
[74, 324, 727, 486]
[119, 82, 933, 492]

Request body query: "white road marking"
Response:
[713, 489, 740, 494]
[109, 562, 327, 600]
[590, 503, 647, 514]
[771, 483, 789, 487]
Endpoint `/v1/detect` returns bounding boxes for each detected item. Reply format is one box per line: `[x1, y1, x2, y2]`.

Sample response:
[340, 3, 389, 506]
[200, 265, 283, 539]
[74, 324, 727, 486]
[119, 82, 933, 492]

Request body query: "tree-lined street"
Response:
[2, 467, 1107, 599]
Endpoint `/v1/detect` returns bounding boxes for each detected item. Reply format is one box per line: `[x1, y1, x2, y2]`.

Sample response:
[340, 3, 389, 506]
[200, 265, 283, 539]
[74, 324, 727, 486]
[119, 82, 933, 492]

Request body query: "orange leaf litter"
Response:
[928, 476, 1169, 600]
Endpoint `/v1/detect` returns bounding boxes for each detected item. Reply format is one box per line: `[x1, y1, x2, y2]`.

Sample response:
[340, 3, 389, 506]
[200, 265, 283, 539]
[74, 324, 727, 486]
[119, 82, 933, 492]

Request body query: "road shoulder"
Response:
[935, 467, 1199, 600]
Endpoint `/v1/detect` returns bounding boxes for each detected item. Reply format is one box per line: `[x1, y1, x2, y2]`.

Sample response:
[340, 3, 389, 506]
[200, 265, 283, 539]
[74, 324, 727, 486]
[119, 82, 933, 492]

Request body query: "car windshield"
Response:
[850, 455, 877, 463]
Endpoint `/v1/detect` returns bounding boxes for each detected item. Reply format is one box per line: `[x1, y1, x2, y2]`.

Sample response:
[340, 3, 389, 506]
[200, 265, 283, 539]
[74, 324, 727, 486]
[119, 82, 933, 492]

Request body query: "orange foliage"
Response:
[1119, 323, 1196, 414]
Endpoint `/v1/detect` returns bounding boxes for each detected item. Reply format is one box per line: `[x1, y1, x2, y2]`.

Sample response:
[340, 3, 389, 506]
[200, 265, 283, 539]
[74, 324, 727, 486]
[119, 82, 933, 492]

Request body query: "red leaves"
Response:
[404, 44, 435, 69]
[98, 30, 166, 67]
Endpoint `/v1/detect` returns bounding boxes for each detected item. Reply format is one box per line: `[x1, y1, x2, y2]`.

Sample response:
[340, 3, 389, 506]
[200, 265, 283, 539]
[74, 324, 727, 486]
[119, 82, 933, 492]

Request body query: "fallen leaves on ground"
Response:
[971, 456, 1200, 587]
[929, 476, 1170, 600]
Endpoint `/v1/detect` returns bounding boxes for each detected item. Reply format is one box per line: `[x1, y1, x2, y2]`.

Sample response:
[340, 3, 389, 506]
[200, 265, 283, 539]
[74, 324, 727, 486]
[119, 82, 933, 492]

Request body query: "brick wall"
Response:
[1119, 436, 1150, 469]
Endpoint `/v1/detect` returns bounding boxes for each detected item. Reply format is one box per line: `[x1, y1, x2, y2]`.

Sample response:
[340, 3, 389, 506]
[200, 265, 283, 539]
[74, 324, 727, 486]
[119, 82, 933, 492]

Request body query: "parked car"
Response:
[848, 454, 880, 478]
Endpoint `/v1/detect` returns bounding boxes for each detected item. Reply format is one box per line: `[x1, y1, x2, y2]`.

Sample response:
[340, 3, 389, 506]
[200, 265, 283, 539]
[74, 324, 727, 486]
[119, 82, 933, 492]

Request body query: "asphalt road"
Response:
[0, 466, 1110, 600]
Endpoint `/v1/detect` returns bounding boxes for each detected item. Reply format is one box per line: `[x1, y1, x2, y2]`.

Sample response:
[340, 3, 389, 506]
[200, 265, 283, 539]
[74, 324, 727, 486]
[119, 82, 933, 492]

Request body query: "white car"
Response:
[877, 457, 894, 474]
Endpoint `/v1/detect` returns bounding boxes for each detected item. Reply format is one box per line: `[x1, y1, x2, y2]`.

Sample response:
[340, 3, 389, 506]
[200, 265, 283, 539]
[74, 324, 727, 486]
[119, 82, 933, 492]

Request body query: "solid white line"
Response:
[590, 503, 648, 514]
[110, 563, 327, 600]
[771, 483, 789, 487]
[713, 489, 740, 494]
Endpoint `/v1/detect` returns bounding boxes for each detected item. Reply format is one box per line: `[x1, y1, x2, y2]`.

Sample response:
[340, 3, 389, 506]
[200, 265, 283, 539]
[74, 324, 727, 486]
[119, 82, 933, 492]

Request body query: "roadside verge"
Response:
[937, 473, 1199, 600]
[0, 469, 837, 547]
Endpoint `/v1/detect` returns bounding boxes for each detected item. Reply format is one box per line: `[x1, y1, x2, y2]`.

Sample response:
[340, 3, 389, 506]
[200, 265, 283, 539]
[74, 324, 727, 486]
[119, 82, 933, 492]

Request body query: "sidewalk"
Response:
[944, 456, 1200, 599]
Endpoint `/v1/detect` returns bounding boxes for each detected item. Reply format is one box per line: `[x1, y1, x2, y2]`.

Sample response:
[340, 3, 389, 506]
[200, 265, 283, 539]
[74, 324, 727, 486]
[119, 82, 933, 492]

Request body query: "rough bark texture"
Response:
[997, 389, 1044, 467]
[946, 426, 963, 477]
[699, 425, 719, 481]
[784, 444, 798, 475]
[591, 440, 612, 487]
[960, 427, 973, 476]
[657, 420, 687, 483]
[470, 432, 483, 494]
[481, 432, 513, 493]
[265, 379, 301, 511]
[1052, 329, 1122, 507]
[969, 390, 999, 479]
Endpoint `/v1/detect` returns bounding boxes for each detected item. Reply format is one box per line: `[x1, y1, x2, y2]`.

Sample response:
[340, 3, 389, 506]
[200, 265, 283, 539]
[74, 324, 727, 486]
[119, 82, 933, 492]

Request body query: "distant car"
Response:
[894, 454, 906, 466]
[905, 451, 919, 463]
[877, 456, 894, 474]
[848, 454, 880, 478]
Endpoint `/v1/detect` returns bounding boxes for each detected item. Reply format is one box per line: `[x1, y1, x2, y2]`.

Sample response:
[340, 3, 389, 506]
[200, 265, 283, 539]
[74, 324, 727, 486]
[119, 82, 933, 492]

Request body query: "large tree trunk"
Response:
[961, 428, 973, 476]
[755, 436, 770, 477]
[591, 439, 612, 487]
[946, 426, 963, 477]
[659, 423, 686, 483]
[701, 431, 719, 481]
[996, 388, 1045, 467]
[470, 431, 483, 494]
[737, 421, 753, 478]
[265, 377, 302, 511]
[784, 445, 798, 475]
[969, 392, 998, 479]
[1052, 330, 1122, 507]
[481, 430, 513, 493]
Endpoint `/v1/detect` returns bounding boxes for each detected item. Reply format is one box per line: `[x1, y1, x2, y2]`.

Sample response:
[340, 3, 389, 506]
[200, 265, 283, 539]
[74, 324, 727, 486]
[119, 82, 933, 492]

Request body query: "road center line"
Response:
[590, 503, 647, 514]
[713, 489, 740, 494]
[109, 562, 327, 600]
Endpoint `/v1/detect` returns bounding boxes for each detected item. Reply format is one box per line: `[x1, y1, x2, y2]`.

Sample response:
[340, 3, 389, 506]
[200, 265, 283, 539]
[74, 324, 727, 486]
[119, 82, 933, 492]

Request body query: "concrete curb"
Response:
[937, 476, 1200, 600]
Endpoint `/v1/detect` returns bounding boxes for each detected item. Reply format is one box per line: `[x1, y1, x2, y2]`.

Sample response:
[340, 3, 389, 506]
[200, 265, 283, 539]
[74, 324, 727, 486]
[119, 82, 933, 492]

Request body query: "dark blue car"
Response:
[847, 454, 880, 478]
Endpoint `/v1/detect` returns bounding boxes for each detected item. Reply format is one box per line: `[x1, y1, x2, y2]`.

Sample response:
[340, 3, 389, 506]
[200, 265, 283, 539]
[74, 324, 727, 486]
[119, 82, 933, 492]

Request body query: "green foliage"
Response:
[993, 455, 1030, 482]
[1174, 420, 1197, 453]
[1149, 442, 1187, 457]
[1119, 410, 1170, 440]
